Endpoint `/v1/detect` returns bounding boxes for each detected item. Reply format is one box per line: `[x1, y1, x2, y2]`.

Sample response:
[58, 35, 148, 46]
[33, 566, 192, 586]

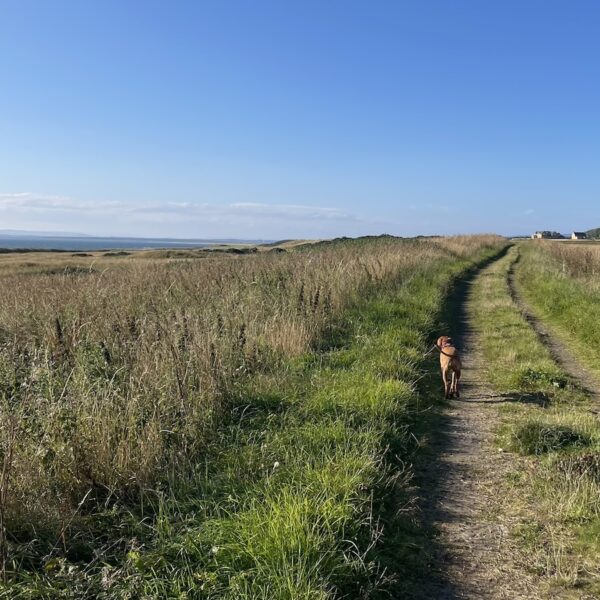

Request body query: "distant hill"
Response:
[586, 228, 600, 239]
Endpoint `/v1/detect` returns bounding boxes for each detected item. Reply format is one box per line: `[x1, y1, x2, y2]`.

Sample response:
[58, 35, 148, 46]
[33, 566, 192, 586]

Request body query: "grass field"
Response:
[0, 235, 505, 598]
[516, 240, 600, 378]
[470, 244, 600, 596]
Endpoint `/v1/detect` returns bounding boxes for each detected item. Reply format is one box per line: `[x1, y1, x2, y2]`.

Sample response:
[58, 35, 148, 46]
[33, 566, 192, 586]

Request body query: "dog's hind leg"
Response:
[450, 371, 459, 398]
[455, 370, 461, 398]
[442, 369, 450, 398]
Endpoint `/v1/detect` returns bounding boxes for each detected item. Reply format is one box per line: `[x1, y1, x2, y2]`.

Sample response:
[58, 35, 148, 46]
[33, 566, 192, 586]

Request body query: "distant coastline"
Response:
[0, 235, 270, 251]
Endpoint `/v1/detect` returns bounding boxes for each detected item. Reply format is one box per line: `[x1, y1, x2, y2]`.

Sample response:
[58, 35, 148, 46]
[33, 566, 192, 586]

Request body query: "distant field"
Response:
[0, 239, 320, 276]
[524, 238, 600, 244]
[517, 240, 600, 367]
[0, 235, 505, 597]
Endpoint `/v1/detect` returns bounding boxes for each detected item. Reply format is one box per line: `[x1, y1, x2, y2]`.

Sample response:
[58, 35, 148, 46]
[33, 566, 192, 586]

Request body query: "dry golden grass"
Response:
[0, 235, 502, 543]
[531, 239, 600, 284]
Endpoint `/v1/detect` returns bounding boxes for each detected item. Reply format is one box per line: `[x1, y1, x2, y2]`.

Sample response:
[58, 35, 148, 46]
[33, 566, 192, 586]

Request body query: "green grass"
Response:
[469, 247, 577, 399]
[469, 244, 600, 596]
[515, 241, 600, 381]
[0, 239, 506, 598]
[509, 421, 590, 455]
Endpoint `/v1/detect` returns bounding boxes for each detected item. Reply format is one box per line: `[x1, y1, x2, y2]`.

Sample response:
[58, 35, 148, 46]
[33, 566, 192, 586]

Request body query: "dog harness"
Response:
[436, 339, 458, 358]
[423, 339, 459, 358]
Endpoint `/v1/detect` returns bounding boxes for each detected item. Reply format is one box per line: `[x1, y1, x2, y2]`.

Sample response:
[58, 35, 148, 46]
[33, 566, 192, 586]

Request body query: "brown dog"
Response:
[436, 336, 461, 398]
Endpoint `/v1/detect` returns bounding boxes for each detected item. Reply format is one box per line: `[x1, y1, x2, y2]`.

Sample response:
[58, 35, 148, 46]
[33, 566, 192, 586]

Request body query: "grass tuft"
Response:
[509, 421, 590, 455]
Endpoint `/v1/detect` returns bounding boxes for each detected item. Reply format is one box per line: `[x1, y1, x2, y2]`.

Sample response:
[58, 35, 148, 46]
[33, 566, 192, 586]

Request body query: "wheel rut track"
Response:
[413, 249, 541, 599]
[508, 248, 600, 405]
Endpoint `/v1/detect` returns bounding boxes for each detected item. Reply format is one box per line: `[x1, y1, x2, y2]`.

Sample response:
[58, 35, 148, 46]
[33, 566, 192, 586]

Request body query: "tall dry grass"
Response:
[532, 240, 600, 284]
[0, 236, 501, 542]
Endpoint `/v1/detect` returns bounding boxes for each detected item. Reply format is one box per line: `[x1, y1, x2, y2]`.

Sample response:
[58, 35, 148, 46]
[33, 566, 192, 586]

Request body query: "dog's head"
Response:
[437, 335, 453, 349]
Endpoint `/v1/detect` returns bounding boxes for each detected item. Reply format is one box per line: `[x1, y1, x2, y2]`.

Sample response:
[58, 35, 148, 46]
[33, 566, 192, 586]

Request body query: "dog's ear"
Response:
[436, 336, 445, 348]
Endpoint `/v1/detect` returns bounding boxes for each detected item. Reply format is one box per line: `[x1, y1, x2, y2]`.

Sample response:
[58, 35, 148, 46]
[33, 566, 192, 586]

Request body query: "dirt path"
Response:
[409, 248, 600, 599]
[417, 260, 541, 599]
[508, 253, 600, 404]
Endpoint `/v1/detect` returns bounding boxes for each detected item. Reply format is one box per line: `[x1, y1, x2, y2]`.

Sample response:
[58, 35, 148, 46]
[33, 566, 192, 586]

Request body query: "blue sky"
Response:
[1, 1, 599, 238]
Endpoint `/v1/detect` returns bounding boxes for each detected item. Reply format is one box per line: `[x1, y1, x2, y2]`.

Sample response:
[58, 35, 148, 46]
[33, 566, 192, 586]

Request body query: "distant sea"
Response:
[0, 236, 268, 251]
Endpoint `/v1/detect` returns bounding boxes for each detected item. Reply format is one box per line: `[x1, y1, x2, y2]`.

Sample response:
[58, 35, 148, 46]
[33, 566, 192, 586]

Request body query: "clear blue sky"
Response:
[1, 0, 599, 238]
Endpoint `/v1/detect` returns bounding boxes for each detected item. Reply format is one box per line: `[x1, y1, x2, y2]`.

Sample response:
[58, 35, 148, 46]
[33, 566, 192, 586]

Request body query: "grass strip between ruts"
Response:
[469, 245, 600, 596]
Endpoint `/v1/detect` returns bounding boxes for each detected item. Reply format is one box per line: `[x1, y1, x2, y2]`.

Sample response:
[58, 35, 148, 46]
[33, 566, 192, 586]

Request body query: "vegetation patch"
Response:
[39, 264, 97, 276]
[0, 235, 505, 597]
[514, 367, 569, 390]
[509, 421, 590, 455]
[555, 452, 600, 482]
[516, 241, 600, 380]
[469, 247, 580, 402]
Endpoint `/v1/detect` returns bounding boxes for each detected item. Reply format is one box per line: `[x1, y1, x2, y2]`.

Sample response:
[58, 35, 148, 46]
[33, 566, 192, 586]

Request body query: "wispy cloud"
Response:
[129, 201, 360, 222]
[0, 193, 122, 212]
[0, 193, 358, 220]
[0, 192, 375, 237]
